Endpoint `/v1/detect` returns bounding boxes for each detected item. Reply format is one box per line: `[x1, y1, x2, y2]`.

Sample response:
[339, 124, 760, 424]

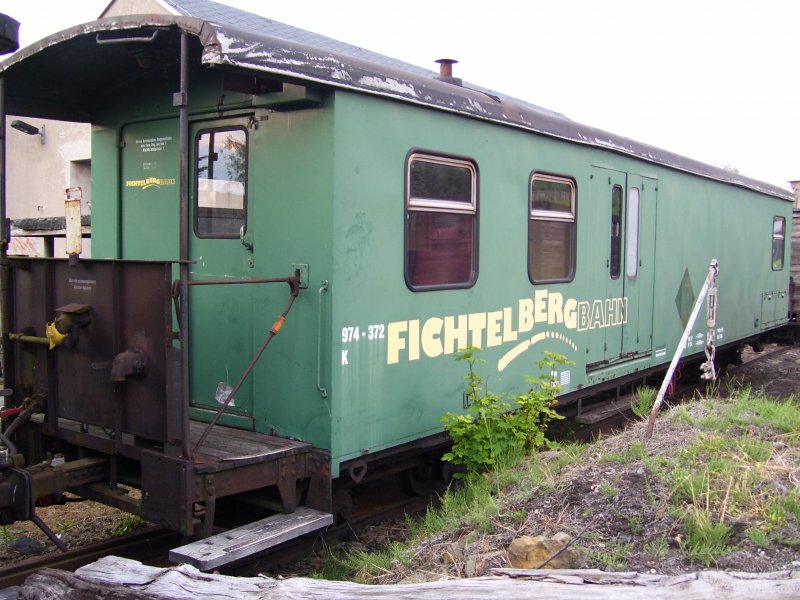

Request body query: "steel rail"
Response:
[0, 526, 181, 589]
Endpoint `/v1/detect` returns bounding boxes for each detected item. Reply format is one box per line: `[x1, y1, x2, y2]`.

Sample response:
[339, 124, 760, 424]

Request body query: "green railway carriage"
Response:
[0, 1, 792, 562]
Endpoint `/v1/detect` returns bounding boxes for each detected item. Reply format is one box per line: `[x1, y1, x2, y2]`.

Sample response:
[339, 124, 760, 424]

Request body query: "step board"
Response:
[169, 507, 333, 571]
[574, 395, 634, 425]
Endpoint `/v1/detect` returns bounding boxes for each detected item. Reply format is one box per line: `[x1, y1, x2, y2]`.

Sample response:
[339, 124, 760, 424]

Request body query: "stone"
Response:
[442, 541, 463, 565]
[464, 554, 478, 578]
[10, 535, 46, 555]
[507, 532, 581, 569]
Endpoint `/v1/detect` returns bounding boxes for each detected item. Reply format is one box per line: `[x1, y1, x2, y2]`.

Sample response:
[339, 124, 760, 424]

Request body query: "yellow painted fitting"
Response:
[270, 316, 286, 335]
[45, 321, 68, 350]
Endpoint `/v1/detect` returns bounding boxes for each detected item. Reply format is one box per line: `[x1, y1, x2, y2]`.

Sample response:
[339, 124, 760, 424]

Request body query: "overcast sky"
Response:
[3, 0, 798, 189]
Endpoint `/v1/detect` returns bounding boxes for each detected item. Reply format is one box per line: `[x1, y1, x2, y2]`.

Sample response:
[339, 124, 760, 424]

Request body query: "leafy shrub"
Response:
[440, 347, 567, 474]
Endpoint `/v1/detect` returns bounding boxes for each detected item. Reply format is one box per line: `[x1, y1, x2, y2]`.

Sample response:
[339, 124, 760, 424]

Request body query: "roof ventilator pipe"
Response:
[435, 58, 462, 86]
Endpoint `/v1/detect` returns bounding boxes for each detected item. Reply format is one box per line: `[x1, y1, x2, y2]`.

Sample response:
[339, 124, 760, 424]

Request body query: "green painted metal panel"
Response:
[120, 120, 180, 260]
[90, 124, 122, 259]
[242, 101, 335, 452]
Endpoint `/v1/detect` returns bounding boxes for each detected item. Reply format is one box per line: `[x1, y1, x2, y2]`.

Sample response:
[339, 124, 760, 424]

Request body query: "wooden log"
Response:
[17, 556, 800, 600]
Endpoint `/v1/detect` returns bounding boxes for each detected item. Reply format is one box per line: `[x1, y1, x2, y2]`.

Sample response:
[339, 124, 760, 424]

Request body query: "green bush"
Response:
[440, 347, 567, 474]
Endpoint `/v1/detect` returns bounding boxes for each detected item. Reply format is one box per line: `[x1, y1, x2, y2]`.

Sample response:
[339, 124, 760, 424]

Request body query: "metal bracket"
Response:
[292, 263, 309, 289]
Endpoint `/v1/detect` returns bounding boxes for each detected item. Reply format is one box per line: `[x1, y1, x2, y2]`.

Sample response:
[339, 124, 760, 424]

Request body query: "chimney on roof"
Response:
[435, 58, 462, 87]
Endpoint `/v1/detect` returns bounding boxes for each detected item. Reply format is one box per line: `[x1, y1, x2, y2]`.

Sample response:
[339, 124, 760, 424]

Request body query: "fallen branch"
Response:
[16, 556, 800, 600]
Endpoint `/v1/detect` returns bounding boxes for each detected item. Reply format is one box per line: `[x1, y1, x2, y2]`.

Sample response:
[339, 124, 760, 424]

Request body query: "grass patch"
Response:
[590, 539, 632, 571]
[598, 481, 619, 498]
[631, 386, 657, 419]
[679, 507, 732, 566]
[746, 527, 770, 548]
[310, 387, 800, 581]
[663, 388, 800, 565]
[643, 535, 669, 560]
[599, 441, 647, 464]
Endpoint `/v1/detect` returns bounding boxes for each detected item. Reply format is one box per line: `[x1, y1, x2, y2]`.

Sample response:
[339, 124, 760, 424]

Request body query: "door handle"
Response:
[240, 225, 253, 251]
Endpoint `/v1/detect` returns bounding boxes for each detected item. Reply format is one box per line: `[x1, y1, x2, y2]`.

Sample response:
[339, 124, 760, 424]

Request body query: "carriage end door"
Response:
[188, 119, 256, 424]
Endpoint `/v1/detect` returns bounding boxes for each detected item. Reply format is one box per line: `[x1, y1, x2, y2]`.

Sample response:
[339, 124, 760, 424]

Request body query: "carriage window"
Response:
[610, 185, 623, 279]
[772, 216, 786, 270]
[195, 127, 247, 238]
[626, 187, 640, 279]
[405, 153, 477, 290]
[529, 174, 576, 283]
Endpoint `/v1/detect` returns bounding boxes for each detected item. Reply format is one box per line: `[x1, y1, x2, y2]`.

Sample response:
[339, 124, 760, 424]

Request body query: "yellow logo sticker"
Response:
[125, 176, 177, 190]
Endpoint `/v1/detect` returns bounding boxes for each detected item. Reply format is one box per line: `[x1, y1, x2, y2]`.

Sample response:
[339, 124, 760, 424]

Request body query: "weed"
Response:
[764, 491, 800, 529]
[669, 405, 696, 426]
[510, 509, 527, 525]
[736, 437, 772, 462]
[0, 526, 21, 545]
[112, 514, 143, 537]
[679, 507, 732, 566]
[421, 474, 498, 536]
[591, 539, 632, 571]
[598, 481, 619, 498]
[313, 539, 413, 583]
[746, 527, 770, 548]
[643, 535, 669, 560]
[55, 518, 76, 534]
[599, 441, 647, 464]
[623, 512, 643, 535]
[631, 386, 657, 419]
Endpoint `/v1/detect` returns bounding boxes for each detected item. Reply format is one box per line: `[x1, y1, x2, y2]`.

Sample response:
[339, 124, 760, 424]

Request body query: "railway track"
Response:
[0, 472, 435, 590]
[0, 526, 182, 589]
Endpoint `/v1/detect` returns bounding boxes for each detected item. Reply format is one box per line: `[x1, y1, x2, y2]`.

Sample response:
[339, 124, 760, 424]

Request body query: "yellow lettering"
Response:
[564, 298, 578, 329]
[421, 318, 444, 358]
[534, 289, 548, 323]
[408, 320, 420, 361]
[502, 307, 518, 343]
[443, 314, 469, 355]
[468, 313, 487, 348]
[486, 311, 503, 347]
[387, 321, 407, 365]
[578, 301, 591, 331]
[548, 292, 564, 325]
[519, 298, 534, 333]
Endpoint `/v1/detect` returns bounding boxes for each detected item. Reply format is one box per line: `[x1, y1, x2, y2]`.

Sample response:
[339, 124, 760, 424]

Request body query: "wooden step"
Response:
[169, 507, 333, 570]
[574, 396, 634, 425]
